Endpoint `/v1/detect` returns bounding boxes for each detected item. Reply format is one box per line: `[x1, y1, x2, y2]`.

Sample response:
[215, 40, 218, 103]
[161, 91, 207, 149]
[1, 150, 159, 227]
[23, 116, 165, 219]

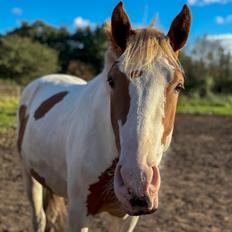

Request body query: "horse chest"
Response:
[86, 158, 125, 217]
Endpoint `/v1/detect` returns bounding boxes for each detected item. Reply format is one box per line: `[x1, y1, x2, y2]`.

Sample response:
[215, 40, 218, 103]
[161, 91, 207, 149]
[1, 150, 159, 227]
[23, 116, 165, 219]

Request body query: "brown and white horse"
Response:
[17, 2, 191, 232]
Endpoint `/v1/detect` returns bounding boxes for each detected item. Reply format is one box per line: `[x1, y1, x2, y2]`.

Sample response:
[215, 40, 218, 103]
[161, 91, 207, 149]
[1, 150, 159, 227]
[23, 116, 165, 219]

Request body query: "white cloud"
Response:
[215, 16, 225, 24]
[188, 0, 232, 6]
[215, 15, 232, 24]
[73, 17, 94, 28]
[206, 34, 232, 54]
[188, 0, 198, 4]
[12, 7, 23, 16]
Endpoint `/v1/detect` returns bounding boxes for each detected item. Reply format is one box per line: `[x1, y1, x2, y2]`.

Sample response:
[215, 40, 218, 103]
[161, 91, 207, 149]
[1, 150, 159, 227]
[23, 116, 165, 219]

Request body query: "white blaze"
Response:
[119, 57, 175, 169]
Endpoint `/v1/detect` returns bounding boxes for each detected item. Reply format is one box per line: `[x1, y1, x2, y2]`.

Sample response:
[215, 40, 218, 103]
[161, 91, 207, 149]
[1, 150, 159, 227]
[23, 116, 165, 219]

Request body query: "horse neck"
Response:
[73, 72, 118, 161]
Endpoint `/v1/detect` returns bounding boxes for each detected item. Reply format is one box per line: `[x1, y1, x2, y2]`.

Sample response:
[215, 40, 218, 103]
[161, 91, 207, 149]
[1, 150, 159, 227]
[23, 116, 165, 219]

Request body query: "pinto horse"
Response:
[17, 2, 191, 232]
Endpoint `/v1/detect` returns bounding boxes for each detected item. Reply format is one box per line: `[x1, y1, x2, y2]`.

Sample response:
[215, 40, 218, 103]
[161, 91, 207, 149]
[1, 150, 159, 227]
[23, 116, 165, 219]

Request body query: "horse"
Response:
[16, 2, 191, 232]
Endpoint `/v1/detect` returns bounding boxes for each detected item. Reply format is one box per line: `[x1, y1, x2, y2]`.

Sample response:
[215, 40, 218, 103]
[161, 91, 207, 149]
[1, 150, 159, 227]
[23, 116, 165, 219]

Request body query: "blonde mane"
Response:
[104, 23, 183, 75]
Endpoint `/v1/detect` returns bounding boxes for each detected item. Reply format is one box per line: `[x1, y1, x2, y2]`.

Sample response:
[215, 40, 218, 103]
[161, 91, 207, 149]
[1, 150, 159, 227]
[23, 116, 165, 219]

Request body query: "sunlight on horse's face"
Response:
[108, 56, 184, 215]
[107, 2, 191, 215]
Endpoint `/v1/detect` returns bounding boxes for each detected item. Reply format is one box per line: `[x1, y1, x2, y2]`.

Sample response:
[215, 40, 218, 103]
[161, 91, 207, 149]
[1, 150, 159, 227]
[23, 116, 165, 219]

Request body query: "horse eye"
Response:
[175, 83, 184, 93]
[107, 76, 115, 88]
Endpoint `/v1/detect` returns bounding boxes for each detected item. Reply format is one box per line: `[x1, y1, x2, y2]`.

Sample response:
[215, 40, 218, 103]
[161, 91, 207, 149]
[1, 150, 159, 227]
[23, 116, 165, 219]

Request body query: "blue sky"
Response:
[0, 0, 232, 51]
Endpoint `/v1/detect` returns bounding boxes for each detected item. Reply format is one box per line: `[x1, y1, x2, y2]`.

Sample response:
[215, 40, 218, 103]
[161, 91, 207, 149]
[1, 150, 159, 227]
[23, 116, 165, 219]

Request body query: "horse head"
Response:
[106, 2, 191, 216]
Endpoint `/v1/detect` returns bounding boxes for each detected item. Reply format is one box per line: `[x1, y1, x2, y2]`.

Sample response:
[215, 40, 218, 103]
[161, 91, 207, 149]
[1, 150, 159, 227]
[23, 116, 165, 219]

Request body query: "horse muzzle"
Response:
[114, 163, 160, 216]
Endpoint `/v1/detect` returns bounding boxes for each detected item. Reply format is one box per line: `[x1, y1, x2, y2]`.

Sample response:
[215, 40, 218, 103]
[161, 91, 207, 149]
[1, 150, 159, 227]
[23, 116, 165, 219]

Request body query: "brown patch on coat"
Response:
[34, 91, 68, 120]
[86, 158, 125, 217]
[109, 63, 130, 152]
[17, 105, 29, 153]
[30, 169, 53, 192]
[161, 70, 184, 145]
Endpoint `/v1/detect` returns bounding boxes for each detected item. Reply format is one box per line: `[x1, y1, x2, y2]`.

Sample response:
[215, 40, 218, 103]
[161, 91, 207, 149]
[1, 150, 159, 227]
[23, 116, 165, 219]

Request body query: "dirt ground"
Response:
[0, 114, 232, 232]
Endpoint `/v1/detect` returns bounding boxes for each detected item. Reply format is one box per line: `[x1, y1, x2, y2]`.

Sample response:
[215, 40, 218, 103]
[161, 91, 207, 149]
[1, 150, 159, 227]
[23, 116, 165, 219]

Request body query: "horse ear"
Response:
[111, 2, 133, 52]
[167, 4, 192, 52]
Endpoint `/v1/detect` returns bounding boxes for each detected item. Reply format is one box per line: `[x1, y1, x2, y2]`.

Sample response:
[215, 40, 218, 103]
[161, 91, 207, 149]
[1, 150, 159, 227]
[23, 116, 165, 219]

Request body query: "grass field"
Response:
[0, 93, 232, 132]
[0, 96, 18, 132]
[178, 95, 232, 116]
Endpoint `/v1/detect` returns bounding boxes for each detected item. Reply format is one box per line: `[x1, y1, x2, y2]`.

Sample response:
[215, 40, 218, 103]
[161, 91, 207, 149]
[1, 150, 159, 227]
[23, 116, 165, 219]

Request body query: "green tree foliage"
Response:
[69, 26, 108, 73]
[67, 60, 95, 81]
[8, 21, 71, 72]
[180, 36, 232, 96]
[1, 21, 232, 96]
[0, 34, 58, 84]
[9, 21, 108, 73]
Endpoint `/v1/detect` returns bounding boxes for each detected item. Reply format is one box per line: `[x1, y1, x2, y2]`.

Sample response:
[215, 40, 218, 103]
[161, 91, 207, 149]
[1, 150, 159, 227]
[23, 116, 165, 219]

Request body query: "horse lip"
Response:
[127, 208, 158, 216]
[122, 205, 158, 216]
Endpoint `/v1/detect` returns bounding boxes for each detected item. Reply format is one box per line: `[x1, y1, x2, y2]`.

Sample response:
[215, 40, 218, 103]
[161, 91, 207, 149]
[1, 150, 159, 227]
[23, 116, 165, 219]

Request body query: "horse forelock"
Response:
[104, 25, 183, 75]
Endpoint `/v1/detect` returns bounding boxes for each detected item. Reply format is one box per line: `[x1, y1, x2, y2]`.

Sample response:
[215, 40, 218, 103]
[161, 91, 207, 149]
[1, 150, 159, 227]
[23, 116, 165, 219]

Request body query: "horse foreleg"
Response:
[68, 198, 89, 232]
[23, 168, 46, 232]
[107, 215, 139, 232]
[126, 216, 139, 232]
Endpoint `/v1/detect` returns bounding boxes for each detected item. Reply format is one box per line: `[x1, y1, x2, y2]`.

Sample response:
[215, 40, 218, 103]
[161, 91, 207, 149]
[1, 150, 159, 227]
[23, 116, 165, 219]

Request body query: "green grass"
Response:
[178, 95, 232, 116]
[0, 96, 18, 131]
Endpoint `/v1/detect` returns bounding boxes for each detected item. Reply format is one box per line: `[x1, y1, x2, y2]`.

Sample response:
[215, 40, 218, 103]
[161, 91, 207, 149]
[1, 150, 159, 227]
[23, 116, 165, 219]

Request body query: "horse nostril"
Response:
[115, 165, 124, 187]
[130, 196, 149, 208]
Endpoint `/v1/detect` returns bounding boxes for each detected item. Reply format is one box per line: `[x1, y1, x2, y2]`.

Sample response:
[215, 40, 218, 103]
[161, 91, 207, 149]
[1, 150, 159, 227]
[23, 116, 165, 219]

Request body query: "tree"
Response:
[68, 25, 108, 73]
[67, 60, 95, 81]
[180, 36, 232, 96]
[0, 34, 59, 85]
[8, 21, 71, 72]
[8, 21, 108, 74]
